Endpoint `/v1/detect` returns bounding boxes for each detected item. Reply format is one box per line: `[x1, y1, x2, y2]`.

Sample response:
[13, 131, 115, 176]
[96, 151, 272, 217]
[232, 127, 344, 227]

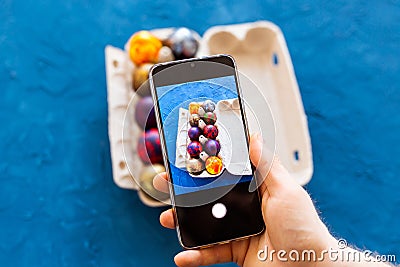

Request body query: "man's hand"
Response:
[154, 134, 388, 267]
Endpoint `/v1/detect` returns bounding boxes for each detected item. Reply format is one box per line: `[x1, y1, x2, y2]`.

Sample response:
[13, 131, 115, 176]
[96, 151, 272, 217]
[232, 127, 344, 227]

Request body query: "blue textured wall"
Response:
[0, 0, 399, 266]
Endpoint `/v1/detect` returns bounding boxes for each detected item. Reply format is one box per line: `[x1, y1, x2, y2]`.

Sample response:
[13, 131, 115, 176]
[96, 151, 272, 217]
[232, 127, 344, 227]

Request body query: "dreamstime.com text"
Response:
[257, 239, 396, 263]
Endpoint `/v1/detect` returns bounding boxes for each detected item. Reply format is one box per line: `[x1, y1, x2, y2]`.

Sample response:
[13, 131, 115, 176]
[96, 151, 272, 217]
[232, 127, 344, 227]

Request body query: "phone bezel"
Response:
[149, 54, 265, 249]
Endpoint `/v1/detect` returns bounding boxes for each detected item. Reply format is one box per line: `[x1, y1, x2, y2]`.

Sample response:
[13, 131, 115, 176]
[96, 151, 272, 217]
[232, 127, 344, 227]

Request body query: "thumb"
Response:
[249, 133, 295, 195]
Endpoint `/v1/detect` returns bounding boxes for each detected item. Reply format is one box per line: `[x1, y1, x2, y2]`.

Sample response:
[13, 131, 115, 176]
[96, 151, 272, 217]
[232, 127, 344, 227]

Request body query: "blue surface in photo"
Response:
[157, 76, 252, 195]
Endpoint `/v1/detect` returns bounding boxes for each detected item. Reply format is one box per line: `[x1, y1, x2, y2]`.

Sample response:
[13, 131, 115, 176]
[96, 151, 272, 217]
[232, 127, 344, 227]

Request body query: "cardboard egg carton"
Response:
[105, 21, 313, 207]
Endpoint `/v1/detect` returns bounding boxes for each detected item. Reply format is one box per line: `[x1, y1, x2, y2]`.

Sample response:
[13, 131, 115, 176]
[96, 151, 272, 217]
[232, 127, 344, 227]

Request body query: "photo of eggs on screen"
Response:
[157, 76, 253, 195]
[186, 100, 221, 175]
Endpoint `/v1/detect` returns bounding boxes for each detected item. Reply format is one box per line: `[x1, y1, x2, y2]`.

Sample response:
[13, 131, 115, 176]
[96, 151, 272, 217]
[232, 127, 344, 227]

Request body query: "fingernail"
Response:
[174, 250, 201, 267]
[253, 132, 262, 143]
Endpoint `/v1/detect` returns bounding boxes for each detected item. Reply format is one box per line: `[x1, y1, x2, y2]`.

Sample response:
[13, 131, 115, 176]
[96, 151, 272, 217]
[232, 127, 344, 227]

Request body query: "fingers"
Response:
[249, 133, 296, 194]
[159, 208, 175, 229]
[153, 172, 169, 193]
[160, 207, 235, 266]
[174, 243, 233, 267]
[155, 173, 175, 229]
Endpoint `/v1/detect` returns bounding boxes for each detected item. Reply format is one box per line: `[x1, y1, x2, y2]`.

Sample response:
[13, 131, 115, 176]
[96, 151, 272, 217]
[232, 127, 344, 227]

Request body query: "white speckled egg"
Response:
[186, 158, 204, 174]
[157, 46, 175, 63]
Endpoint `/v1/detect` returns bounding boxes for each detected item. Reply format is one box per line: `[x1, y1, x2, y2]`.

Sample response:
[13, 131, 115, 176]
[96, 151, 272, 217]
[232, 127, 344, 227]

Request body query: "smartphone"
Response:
[149, 55, 264, 249]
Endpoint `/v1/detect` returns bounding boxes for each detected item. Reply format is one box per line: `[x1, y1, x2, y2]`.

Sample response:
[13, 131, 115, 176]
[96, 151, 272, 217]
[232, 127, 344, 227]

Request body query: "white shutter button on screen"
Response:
[212, 203, 227, 219]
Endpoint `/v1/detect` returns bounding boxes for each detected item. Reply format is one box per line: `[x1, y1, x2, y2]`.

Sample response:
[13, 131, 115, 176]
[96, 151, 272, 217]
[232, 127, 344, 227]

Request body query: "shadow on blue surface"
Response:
[0, 0, 399, 266]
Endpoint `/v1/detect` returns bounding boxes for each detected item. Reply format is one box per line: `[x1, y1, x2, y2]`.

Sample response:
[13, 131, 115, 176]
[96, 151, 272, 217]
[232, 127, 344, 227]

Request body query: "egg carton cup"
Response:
[105, 21, 313, 207]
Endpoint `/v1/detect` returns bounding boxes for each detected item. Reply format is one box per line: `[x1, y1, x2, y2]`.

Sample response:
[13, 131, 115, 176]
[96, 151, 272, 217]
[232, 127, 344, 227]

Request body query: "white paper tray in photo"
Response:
[175, 99, 252, 178]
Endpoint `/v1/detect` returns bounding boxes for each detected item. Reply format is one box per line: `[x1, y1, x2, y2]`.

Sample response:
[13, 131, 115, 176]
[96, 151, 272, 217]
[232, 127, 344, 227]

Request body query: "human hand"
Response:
[153, 133, 335, 267]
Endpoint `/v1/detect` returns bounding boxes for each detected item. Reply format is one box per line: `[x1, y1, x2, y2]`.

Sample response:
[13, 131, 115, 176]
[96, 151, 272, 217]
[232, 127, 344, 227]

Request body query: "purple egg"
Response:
[135, 96, 157, 129]
[188, 126, 201, 141]
[204, 139, 221, 156]
[187, 141, 202, 158]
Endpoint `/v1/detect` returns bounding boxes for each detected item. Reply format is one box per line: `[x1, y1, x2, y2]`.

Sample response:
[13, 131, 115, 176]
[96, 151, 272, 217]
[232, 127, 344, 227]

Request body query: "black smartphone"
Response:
[149, 55, 264, 249]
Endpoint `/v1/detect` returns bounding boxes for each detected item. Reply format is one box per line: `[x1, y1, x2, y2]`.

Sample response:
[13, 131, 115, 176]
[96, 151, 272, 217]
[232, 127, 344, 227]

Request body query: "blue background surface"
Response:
[0, 0, 399, 266]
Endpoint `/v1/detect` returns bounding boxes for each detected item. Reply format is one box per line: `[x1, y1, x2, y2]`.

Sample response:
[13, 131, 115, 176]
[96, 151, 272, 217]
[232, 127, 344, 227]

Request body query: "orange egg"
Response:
[129, 31, 162, 65]
[205, 156, 223, 175]
[189, 102, 201, 114]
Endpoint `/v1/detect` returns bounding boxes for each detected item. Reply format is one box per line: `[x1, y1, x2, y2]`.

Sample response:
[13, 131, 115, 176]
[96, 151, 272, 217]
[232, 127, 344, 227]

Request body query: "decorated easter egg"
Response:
[129, 31, 162, 65]
[139, 164, 169, 201]
[202, 100, 216, 112]
[204, 139, 221, 156]
[157, 46, 174, 63]
[189, 114, 200, 127]
[165, 27, 200, 59]
[188, 127, 201, 141]
[135, 96, 157, 129]
[205, 156, 223, 175]
[186, 158, 205, 175]
[133, 63, 152, 96]
[197, 107, 206, 117]
[187, 141, 202, 158]
[189, 102, 201, 114]
[203, 125, 218, 139]
[203, 112, 217, 125]
[137, 129, 163, 164]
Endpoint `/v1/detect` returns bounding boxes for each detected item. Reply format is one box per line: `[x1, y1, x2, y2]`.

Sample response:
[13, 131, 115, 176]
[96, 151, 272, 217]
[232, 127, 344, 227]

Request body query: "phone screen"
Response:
[157, 74, 253, 195]
[151, 56, 264, 248]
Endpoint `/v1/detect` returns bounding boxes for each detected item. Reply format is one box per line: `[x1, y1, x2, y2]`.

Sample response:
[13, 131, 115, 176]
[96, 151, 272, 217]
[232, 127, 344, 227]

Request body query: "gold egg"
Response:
[189, 102, 201, 114]
[133, 63, 153, 96]
[139, 164, 169, 201]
